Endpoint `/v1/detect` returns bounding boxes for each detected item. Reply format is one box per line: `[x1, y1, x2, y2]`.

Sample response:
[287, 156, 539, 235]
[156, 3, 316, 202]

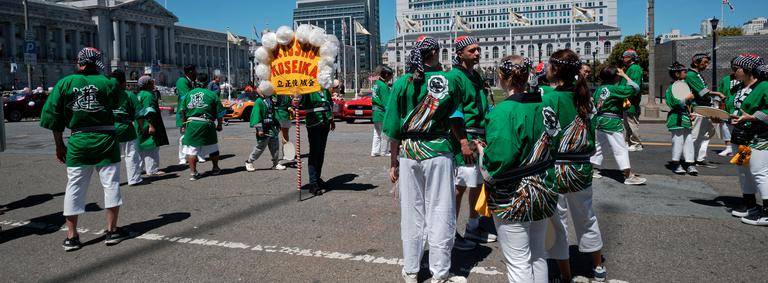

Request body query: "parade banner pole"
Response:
[227, 27, 232, 101]
[295, 95, 302, 201]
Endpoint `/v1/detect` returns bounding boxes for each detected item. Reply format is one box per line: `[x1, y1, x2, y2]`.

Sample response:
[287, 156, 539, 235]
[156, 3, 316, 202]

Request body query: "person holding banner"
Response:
[110, 69, 145, 186]
[371, 65, 394, 157]
[686, 54, 726, 168]
[590, 67, 647, 185]
[446, 36, 495, 251]
[543, 49, 606, 282]
[620, 50, 644, 152]
[383, 36, 467, 283]
[180, 73, 225, 181]
[731, 64, 768, 226]
[40, 47, 130, 251]
[293, 89, 335, 195]
[136, 76, 170, 176]
[665, 62, 698, 175]
[726, 55, 766, 219]
[482, 55, 559, 283]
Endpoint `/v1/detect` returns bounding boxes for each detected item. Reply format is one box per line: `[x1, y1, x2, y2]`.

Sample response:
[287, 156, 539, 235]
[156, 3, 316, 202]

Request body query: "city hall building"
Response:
[0, 0, 252, 89]
[386, 0, 622, 71]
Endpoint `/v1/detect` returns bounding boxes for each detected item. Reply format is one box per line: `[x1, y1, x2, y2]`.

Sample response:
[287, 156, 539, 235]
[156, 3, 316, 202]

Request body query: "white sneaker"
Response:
[273, 164, 287, 170]
[198, 158, 207, 163]
[718, 147, 734, 156]
[245, 161, 256, 172]
[464, 226, 497, 243]
[431, 274, 467, 283]
[592, 169, 602, 179]
[179, 160, 187, 165]
[401, 270, 418, 283]
[371, 153, 380, 157]
[624, 175, 647, 185]
[673, 164, 686, 175]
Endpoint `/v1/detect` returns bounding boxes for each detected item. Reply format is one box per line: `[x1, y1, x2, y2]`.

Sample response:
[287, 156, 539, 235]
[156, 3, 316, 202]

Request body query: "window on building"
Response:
[603, 41, 611, 55]
[492, 46, 499, 59]
[442, 48, 448, 62]
[585, 42, 592, 55]
[546, 43, 553, 56]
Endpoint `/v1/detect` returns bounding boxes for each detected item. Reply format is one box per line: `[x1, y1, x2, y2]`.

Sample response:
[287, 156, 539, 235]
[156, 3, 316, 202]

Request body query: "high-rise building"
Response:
[294, 0, 380, 87]
[701, 18, 715, 36]
[743, 17, 768, 35]
[387, 0, 621, 71]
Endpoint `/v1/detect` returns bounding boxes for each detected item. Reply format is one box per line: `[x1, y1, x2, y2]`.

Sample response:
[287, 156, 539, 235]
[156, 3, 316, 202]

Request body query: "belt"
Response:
[187, 117, 214, 123]
[71, 125, 116, 134]
[555, 152, 594, 163]
[303, 106, 330, 113]
[401, 132, 449, 140]
[465, 127, 486, 136]
[484, 160, 554, 185]
[596, 112, 622, 119]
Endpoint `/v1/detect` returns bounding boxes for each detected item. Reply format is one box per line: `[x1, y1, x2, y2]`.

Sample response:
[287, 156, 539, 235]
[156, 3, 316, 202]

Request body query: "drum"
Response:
[693, 106, 731, 120]
[283, 141, 296, 161]
[671, 81, 691, 101]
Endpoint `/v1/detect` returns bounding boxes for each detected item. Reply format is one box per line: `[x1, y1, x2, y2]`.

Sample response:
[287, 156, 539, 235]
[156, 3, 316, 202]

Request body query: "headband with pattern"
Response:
[500, 57, 533, 76]
[406, 36, 440, 75]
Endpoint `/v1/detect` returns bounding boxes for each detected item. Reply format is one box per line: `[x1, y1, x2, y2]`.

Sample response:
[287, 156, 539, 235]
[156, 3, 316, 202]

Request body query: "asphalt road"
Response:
[0, 113, 766, 282]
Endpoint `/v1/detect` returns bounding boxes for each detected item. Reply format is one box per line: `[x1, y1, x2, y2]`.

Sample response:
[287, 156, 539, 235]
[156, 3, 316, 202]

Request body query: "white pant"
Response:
[139, 148, 161, 174]
[494, 216, 548, 283]
[455, 163, 482, 187]
[720, 122, 732, 142]
[182, 144, 219, 157]
[670, 129, 695, 163]
[371, 122, 389, 156]
[399, 155, 456, 279]
[692, 115, 716, 162]
[120, 140, 143, 185]
[249, 135, 281, 164]
[64, 163, 121, 216]
[547, 187, 603, 260]
[178, 135, 185, 163]
[749, 148, 768, 197]
[590, 130, 631, 170]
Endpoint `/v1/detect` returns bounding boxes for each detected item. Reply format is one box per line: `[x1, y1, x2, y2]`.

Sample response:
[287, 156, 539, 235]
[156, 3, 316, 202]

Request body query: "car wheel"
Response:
[345, 119, 355, 124]
[242, 107, 252, 122]
[8, 110, 22, 122]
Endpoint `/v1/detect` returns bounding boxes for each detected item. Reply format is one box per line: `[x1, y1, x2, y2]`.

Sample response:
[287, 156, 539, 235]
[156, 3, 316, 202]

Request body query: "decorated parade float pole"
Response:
[253, 25, 340, 201]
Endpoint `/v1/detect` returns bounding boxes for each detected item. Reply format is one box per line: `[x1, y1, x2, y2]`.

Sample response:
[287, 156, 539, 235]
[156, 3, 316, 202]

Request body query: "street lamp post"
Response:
[592, 47, 599, 84]
[537, 42, 543, 62]
[710, 17, 720, 91]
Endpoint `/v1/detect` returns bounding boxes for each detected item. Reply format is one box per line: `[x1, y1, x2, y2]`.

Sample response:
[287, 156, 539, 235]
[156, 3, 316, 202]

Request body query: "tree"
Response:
[717, 26, 743, 37]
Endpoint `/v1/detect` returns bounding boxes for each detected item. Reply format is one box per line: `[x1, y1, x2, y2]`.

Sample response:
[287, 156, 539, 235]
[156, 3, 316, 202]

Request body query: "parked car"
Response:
[294, 95, 346, 122]
[3, 90, 46, 122]
[223, 92, 259, 122]
[341, 93, 372, 123]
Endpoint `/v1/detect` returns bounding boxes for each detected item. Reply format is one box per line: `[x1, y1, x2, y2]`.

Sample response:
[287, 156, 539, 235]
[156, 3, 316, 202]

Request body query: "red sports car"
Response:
[341, 93, 372, 123]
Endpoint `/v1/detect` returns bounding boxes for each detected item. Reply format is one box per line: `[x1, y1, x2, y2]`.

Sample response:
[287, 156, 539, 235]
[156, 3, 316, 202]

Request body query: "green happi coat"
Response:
[620, 63, 643, 114]
[446, 66, 489, 166]
[685, 69, 714, 107]
[250, 96, 279, 140]
[372, 79, 391, 122]
[592, 82, 639, 133]
[113, 89, 142, 142]
[383, 72, 460, 161]
[175, 76, 194, 127]
[482, 92, 559, 222]
[274, 95, 292, 122]
[664, 81, 693, 130]
[719, 74, 739, 114]
[734, 81, 768, 150]
[542, 87, 595, 193]
[39, 73, 120, 167]
[136, 90, 170, 150]
[298, 90, 333, 128]
[181, 88, 225, 147]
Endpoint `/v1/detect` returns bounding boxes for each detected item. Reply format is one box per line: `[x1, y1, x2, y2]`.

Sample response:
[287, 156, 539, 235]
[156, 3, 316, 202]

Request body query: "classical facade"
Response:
[0, 0, 251, 88]
[387, 0, 621, 71]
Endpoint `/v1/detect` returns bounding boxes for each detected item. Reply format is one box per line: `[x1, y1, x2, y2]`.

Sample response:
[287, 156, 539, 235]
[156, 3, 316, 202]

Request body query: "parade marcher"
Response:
[176, 65, 198, 164]
[590, 66, 647, 185]
[40, 47, 130, 251]
[732, 64, 768, 226]
[580, 63, 592, 82]
[275, 94, 295, 163]
[718, 57, 741, 157]
[208, 75, 221, 94]
[446, 36, 496, 252]
[371, 65, 394, 157]
[136, 75, 170, 176]
[620, 49, 644, 152]
[383, 36, 467, 283]
[293, 88, 336, 195]
[180, 73, 225, 180]
[665, 62, 698, 175]
[543, 49, 606, 282]
[111, 69, 144, 185]
[727, 55, 766, 219]
[686, 53, 726, 168]
[245, 88, 286, 171]
[482, 55, 559, 283]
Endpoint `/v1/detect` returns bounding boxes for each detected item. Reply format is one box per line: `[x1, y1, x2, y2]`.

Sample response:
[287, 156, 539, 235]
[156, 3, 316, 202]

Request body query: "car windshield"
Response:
[8, 93, 30, 101]
[237, 93, 257, 101]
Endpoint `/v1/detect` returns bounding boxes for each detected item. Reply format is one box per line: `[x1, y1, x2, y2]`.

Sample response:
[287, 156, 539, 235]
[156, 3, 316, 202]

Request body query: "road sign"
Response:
[23, 40, 36, 64]
[24, 31, 34, 41]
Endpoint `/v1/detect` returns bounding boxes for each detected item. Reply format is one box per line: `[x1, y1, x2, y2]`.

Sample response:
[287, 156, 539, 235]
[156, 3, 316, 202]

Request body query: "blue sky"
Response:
[170, 0, 768, 43]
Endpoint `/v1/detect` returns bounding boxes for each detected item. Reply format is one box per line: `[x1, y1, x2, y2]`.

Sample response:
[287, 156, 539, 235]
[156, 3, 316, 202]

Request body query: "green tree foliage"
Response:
[717, 26, 743, 37]
[605, 34, 649, 74]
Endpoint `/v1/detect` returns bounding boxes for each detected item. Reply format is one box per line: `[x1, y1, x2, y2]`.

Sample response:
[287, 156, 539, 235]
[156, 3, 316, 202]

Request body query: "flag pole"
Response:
[226, 27, 232, 101]
[570, 0, 575, 48]
[342, 17, 347, 93]
[353, 19, 359, 99]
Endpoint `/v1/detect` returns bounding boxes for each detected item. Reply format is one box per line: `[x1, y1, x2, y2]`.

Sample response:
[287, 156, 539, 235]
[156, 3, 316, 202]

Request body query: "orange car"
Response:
[223, 92, 259, 122]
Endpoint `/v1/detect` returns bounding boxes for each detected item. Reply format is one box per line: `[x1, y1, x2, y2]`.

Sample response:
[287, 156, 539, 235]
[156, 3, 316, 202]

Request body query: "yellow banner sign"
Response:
[270, 39, 321, 95]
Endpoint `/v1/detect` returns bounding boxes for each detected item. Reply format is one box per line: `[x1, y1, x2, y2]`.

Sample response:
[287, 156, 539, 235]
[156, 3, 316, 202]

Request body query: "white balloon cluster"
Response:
[254, 24, 340, 95]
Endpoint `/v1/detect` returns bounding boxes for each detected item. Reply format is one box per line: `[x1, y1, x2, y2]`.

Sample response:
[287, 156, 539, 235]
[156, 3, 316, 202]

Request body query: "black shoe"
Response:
[318, 179, 330, 191]
[105, 227, 131, 245]
[63, 236, 82, 251]
[309, 183, 324, 196]
[731, 205, 760, 218]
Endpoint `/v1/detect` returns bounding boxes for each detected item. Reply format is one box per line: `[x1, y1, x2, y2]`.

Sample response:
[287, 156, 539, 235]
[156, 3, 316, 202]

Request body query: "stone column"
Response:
[119, 20, 126, 61]
[149, 25, 157, 63]
[163, 26, 170, 64]
[169, 26, 176, 65]
[135, 22, 143, 62]
[73, 29, 81, 53]
[58, 28, 66, 62]
[112, 20, 121, 62]
[9, 22, 17, 59]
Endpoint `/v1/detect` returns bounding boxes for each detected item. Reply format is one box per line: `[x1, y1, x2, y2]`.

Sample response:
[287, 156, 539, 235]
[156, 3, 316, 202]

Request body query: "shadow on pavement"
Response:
[325, 174, 378, 192]
[1, 192, 65, 213]
[0, 203, 102, 244]
[690, 196, 745, 212]
[595, 169, 625, 184]
[81, 212, 192, 247]
[547, 246, 605, 280]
